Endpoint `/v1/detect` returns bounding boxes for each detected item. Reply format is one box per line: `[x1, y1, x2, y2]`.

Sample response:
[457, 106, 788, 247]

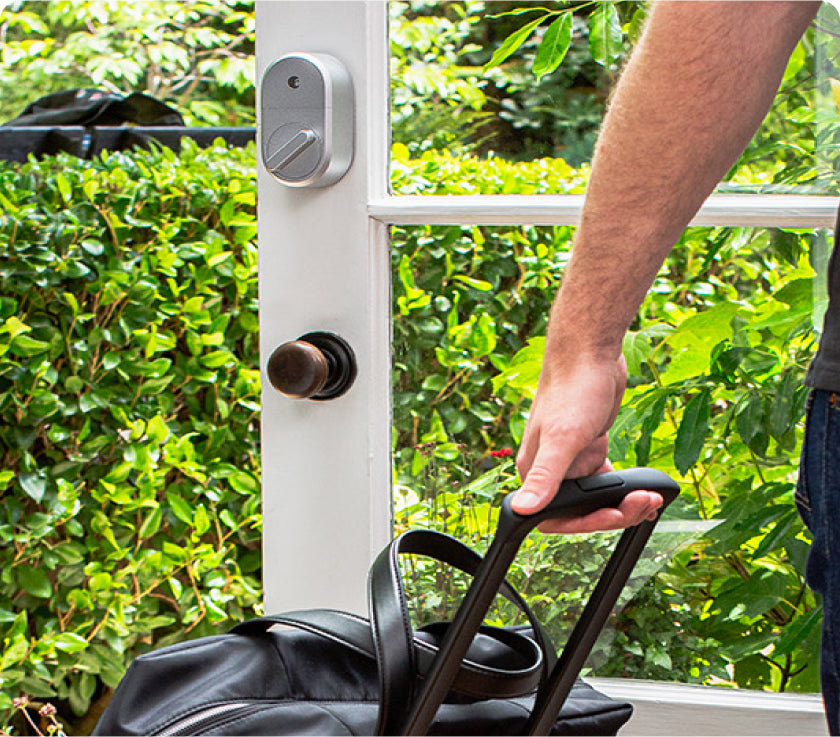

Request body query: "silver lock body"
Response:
[261, 53, 354, 187]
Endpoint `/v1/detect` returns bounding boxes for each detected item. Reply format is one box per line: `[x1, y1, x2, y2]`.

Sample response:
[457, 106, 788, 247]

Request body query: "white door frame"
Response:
[256, 0, 391, 616]
[255, 2, 832, 732]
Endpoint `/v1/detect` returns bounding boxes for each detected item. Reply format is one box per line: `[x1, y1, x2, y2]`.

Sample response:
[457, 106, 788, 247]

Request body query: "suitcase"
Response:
[93, 467, 679, 736]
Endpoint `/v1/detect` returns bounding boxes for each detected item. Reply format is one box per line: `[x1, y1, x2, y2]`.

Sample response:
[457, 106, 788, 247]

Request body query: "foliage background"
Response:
[1, 0, 839, 733]
[0, 141, 262, 734]
[389, 0, 839, 698]
[0, 0, 254, 126]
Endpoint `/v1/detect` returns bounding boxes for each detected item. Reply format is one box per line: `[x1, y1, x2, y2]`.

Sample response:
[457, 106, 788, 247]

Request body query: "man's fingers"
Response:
[536, 491, 663, 534]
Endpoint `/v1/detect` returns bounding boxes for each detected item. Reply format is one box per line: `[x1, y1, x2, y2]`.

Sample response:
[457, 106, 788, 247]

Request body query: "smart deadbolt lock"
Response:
[261, 53, 354, 187]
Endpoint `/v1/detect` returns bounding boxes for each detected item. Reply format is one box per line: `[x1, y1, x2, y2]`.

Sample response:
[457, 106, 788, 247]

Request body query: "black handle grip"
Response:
[497, 467, 681, 543]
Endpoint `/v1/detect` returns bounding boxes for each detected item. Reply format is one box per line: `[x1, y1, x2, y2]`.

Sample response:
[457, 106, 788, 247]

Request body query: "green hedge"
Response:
[0, 141, 261, 733]
[0, 139, 824, 733]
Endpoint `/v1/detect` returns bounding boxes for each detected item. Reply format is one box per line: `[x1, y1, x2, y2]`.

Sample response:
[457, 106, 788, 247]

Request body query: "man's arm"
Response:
[512, 1, 820, 532]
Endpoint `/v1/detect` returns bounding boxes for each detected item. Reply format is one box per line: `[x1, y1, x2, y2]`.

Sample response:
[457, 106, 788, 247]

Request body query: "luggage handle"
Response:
[401, 467, 680, 735]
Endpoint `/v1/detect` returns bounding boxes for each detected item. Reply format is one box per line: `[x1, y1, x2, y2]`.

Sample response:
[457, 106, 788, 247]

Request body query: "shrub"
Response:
[391, 146, 823, 693]
[0, 140, 261, 734]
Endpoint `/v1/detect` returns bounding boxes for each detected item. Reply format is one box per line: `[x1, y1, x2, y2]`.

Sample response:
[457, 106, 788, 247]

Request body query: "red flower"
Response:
[489, 448, 513, 458]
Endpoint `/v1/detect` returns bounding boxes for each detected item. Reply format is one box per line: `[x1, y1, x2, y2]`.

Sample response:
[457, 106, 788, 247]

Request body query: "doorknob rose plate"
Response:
[267, 331, 357, 401]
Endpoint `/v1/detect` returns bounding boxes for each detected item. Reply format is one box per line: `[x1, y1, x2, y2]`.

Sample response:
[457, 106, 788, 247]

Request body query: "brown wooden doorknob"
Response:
[267, 331, 357, 400]
[267, 340, 328, 399]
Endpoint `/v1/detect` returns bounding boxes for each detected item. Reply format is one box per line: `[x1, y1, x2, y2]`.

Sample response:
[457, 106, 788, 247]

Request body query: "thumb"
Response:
[511, 442, 578, 515]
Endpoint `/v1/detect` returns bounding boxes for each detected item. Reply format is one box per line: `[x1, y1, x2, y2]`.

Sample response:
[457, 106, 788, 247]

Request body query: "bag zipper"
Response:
[155, 702, 268, 736]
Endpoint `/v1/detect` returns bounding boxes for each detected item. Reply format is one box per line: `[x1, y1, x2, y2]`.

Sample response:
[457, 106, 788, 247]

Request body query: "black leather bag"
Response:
[1, 88, 185, 161]
[3, 88, 184, 128]
[94, 468, 680, 736]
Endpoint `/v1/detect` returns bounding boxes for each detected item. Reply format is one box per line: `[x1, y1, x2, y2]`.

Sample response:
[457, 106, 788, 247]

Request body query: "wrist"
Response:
[543, 322, 625, 371]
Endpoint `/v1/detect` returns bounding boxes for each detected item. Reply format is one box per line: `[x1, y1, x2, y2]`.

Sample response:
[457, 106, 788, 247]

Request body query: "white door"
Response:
[255, 2, 831, 732]
[256, 1, 391, 616]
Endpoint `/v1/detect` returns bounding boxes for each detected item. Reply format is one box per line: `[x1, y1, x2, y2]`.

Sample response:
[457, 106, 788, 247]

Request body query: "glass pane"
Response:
[392, 221, 828, 689]
[814, 3, 840, 194]
[390, 1, 836, 196]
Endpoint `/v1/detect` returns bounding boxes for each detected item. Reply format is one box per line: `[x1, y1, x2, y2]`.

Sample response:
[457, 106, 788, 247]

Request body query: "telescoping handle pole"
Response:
[401, 467, 680, 736]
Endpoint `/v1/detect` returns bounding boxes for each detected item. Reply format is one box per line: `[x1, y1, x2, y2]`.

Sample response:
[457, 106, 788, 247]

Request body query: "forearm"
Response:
[547, 1, 819, 366]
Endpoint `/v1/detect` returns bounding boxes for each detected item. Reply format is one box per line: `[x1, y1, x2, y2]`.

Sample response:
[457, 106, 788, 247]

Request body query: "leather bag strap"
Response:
[230, 608, 543, 699]
[368, 529, 555, 735]
[230, 529, 553, 736]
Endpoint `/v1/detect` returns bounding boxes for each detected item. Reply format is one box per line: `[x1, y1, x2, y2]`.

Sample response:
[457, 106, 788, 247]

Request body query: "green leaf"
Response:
[774, 605, 822, 657]
[89, 572, 112, 591]
[201, 349, 234, 368]
[716, 570, 787, 621]
[752, 508, 799, 559]
[80, 239, 105, 256]
[663, 304, 739, 384]
[533, 13, 572, 79]
[646, 646, 672, 670]
[19, 472, 47, 502]
[1, 315, 31, 338]
[635, 392, 668, 466]
[53, 632, 88, 653]
[452, 275, 492, 291]
[11, 334, 50, 356]
[471, 314, 497, 356]
[626, 6, 648, 44]
[193, 504, 211, 535]
[1, 638, 29, 667]
[722, 630, 779, 662]
[783, 40, 806, 83]
[768, 371, 800, 440]
[55, 172, 72, 203]
[166, 492, 194, 525]
[489, 6, 554, 18]
[219, 199, 237, 227]
[484, 15, 547, 71]
[17, 565, 53, 599]
[735, 393, 764, 445]
[674, 389, 711, 474]
[607, 406, 636, 462]
[138, 506, 163, 538]
[69, 672, 97, 714]
[589, 2, 623, 67]
[228, 471, 258, 494]
[15, 676, 56, 699]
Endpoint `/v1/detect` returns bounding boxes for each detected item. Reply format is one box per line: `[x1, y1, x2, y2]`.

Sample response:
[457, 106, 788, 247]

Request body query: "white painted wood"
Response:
[588, 678, 827, 735]
[256, 1, 391, 615]
[370, 193, 839, 228]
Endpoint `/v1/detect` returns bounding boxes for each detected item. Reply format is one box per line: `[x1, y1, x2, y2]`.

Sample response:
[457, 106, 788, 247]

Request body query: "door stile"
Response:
[256, 1, 390, 615]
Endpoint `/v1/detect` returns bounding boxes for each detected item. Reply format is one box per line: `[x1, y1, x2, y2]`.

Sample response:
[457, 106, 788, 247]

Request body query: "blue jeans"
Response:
[797, 389, 840, 735]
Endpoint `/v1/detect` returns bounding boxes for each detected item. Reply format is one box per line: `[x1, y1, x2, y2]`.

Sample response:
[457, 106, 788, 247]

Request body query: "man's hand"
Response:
[511, 353, 662, 534]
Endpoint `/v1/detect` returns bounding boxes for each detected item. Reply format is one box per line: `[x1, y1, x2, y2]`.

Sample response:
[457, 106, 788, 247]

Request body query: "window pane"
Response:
[392, 221, 828, 689]
[390, 2, 836, 197]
